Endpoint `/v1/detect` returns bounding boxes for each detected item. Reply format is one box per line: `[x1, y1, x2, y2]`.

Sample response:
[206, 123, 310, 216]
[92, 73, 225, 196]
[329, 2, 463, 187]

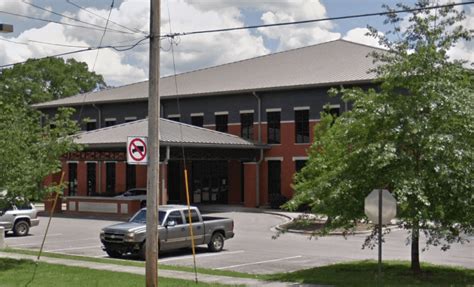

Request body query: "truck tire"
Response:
[13, 220, 29, 236]
[208, 232, 224, 252]
[105, 248, 122, 259]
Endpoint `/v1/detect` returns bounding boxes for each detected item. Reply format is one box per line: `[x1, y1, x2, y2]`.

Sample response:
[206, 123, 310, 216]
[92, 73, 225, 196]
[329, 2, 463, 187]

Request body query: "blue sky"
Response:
[0, 0, 471, 86]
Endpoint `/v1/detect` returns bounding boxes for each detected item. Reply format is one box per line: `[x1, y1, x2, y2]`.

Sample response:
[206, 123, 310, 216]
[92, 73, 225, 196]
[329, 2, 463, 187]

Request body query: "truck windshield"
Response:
[130, 210, 166, 225]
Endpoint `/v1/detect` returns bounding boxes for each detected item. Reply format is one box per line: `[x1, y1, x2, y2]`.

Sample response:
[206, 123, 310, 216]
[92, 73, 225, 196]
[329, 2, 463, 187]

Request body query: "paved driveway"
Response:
[4, 212, 473, 274]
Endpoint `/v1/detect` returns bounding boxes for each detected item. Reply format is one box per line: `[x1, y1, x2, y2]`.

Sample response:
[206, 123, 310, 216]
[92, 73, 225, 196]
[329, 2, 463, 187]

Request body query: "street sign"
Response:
[127, 136, 148, 165]
[364, 189, 397, 225]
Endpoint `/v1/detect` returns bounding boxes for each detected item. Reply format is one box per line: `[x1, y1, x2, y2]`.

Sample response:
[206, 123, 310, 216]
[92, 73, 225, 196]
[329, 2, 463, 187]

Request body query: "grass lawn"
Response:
[264, 260, 474, 286]
[0, 258, 234, 287]
[2, 248, 258, 279]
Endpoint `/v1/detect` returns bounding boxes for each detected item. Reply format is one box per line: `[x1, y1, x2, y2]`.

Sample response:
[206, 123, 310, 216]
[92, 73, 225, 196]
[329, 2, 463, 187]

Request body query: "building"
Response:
[36, 39, 382, 208]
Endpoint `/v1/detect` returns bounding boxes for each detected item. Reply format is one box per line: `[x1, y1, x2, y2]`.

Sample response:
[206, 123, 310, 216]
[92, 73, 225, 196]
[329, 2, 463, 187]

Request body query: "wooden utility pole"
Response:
[146, 0, 160, 286]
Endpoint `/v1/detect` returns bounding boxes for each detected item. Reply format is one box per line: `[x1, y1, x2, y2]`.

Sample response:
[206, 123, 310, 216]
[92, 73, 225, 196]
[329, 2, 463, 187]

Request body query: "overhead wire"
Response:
[66, 0, 148, 35]
[21, 0, 136, 35]
[165, 0, 199, 282]
[162, 1, 474, 38]
[0, 10, 135, 34]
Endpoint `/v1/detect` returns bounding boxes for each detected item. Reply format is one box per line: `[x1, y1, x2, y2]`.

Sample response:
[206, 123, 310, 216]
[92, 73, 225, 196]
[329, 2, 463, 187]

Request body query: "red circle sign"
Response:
[128, 138, 147, 161]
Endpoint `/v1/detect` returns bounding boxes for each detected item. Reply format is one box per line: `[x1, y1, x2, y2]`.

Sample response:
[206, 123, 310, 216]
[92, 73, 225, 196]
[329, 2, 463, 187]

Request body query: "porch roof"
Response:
[73, 118, 262, 149]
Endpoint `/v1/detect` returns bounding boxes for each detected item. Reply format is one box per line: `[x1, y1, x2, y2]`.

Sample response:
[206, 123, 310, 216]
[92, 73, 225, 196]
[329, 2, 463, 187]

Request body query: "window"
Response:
[126, 164, 136, 190]
[241, 113, 254, 140]
[267, 160, 281, 195]
[191, 115, 204, 127]
[166, 211, 184, 225]
[295, 110, 309, 143]
[86, 120, 96, 131]
[267, 111, 281, 144]
[105, 162, 116, 194]
[86, 163, 96, 196]
[168, 115, 180, 122]
[324, 105, 340, 125]
[105, 118, 116, 127]
[125, 117, 137, 123]
[68, 162, 78, 196]
[185, 209, 200, 223]
[215, 114, 228, 133]
[295, 160, 307, 173]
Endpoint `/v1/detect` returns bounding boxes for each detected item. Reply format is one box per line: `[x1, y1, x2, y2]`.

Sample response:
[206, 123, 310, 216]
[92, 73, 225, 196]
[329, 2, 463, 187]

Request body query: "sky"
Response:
[0, 0, 472, 87]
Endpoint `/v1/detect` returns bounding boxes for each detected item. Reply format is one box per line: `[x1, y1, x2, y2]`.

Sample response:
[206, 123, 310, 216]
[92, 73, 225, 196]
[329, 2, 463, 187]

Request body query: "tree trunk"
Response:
[411, 225, 421, 273]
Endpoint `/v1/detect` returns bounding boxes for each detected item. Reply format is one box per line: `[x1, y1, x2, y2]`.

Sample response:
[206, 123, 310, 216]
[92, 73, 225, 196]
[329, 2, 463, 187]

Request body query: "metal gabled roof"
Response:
[34, 39, 383, 108]
[73, 118, 258, 149]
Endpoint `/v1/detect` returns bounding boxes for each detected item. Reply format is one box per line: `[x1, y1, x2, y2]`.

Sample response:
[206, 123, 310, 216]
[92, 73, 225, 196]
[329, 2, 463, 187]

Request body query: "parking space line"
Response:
[215, 255, 303, 270]
[46, 245, 101, 252]
[9, 237, 98, 247]
[159, 250, 245, 263]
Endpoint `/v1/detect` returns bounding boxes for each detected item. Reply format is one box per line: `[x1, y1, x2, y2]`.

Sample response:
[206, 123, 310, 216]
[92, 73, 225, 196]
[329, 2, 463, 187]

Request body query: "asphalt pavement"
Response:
[4, 211, 473, 274]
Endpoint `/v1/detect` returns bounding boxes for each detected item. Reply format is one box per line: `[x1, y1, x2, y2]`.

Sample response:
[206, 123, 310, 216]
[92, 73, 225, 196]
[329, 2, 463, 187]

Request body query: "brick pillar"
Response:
[116, 161, 126, 194]
[77, 161, 87, 196]
[243, 162, 257, 207]
[160, 163, 168, 205]
[228, 160, 241, 204]
[100, 161, 106, 194]
[136, 165, 147, 188]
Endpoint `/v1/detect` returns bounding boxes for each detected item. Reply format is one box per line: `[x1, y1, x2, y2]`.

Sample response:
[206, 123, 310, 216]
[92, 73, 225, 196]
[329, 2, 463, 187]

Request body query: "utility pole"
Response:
[146, 0, 160, 286]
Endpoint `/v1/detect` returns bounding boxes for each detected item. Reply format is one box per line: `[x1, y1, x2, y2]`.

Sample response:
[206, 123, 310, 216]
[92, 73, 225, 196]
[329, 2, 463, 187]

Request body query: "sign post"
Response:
[364, 189, 397, 278]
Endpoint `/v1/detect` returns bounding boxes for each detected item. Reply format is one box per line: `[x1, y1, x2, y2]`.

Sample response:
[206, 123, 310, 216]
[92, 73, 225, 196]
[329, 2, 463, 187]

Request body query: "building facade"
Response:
[36, 39, 381, 208]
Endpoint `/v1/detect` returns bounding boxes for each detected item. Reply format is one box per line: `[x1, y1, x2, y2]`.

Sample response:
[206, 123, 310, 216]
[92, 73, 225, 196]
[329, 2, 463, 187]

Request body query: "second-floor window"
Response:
[215, 114, 228, 133]
[295, 109, 309, 143]
[191, 115, 204, 127]
[267, 111, 281, 144]
[240, 112, 254, 140]
[105, 118, 116, 127]
[168, 115, 180, 122]
[86, 120, 97, 131]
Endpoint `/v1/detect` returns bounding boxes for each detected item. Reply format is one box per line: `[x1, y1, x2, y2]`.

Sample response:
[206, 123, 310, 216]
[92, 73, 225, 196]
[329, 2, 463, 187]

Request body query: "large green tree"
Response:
[0, 57, 106, 104]
[0, 57, 105, 204]
[288, 1, 473, 273]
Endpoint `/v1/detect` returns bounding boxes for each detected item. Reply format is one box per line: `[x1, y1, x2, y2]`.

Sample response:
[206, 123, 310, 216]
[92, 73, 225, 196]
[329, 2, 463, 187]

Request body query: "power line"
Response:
[21, 0, 135, 35]
[163, 1, 474, 38]
[91, 0, 114, 71]
[66, 0, 147, 35]
[0, 10, 135, 35]
[28, 39, 90, 49]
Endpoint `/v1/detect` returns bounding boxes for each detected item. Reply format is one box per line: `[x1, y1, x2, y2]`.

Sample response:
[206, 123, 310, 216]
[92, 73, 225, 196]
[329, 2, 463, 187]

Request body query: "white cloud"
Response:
[343, 27, 385, 49]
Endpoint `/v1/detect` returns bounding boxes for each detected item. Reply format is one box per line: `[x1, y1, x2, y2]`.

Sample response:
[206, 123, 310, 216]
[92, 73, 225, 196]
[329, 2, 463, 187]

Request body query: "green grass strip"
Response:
[263, 259, 474, 286]
[0, 257, 235, 287]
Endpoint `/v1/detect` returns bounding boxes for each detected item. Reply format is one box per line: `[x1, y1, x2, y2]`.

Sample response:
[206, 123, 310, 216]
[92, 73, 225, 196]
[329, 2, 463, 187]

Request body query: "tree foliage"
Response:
[0, 57, 105, 203]
[288, 1, 473, 271]
[0, 57, 106, 104]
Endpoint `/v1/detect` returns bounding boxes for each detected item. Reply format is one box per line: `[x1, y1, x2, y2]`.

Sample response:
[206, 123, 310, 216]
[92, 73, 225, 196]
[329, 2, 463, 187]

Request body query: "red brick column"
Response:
[77, 161, 87, 196]
[136, 165, 147, 188]
[228, 160, 241, 204]
[116, 161, 126, 194]
[160, 163, 168, 205]
[243, 162, 257, 207]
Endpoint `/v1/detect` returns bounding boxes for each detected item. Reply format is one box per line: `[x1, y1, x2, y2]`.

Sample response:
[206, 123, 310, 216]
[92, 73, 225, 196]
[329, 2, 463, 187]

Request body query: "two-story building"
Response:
[35, 39, 381, 208]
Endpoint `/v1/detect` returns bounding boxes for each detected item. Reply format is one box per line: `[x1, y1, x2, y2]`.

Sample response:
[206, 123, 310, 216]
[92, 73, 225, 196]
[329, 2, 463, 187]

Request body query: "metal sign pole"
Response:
[378, 189, 382, 277]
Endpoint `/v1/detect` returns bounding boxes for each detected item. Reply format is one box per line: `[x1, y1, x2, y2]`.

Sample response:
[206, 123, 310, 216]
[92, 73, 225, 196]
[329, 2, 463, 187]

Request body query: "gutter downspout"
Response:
[252, 92, 263, 208]
[91, 104, 102, 193]
[161, 146, 170, 204]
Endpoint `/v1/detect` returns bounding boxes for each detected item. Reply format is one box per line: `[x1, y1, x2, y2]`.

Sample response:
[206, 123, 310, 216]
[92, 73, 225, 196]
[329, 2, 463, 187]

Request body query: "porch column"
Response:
[243, 162, 257, 207]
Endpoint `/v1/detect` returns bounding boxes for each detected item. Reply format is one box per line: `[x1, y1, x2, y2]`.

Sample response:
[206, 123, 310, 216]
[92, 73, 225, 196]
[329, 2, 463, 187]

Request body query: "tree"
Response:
[287, 1, 473, 273]
[0, 57, 104, 204]
[0, 57, 106, 104]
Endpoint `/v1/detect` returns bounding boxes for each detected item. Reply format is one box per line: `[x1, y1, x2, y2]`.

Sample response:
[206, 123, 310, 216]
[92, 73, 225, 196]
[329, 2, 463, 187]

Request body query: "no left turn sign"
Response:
[127, 136, 148, 165]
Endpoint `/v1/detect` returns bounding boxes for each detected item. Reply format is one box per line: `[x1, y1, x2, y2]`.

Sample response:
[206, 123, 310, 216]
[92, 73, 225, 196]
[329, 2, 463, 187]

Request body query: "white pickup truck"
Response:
[100, 205, 234, 259]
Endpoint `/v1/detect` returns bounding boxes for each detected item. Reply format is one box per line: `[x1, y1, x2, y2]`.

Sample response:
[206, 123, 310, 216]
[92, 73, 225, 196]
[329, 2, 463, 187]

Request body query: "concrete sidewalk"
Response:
[0, 251, 319, 287]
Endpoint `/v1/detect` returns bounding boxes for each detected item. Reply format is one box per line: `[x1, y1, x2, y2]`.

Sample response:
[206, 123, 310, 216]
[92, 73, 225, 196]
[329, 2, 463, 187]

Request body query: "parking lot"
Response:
[5, 211, 474, 274]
